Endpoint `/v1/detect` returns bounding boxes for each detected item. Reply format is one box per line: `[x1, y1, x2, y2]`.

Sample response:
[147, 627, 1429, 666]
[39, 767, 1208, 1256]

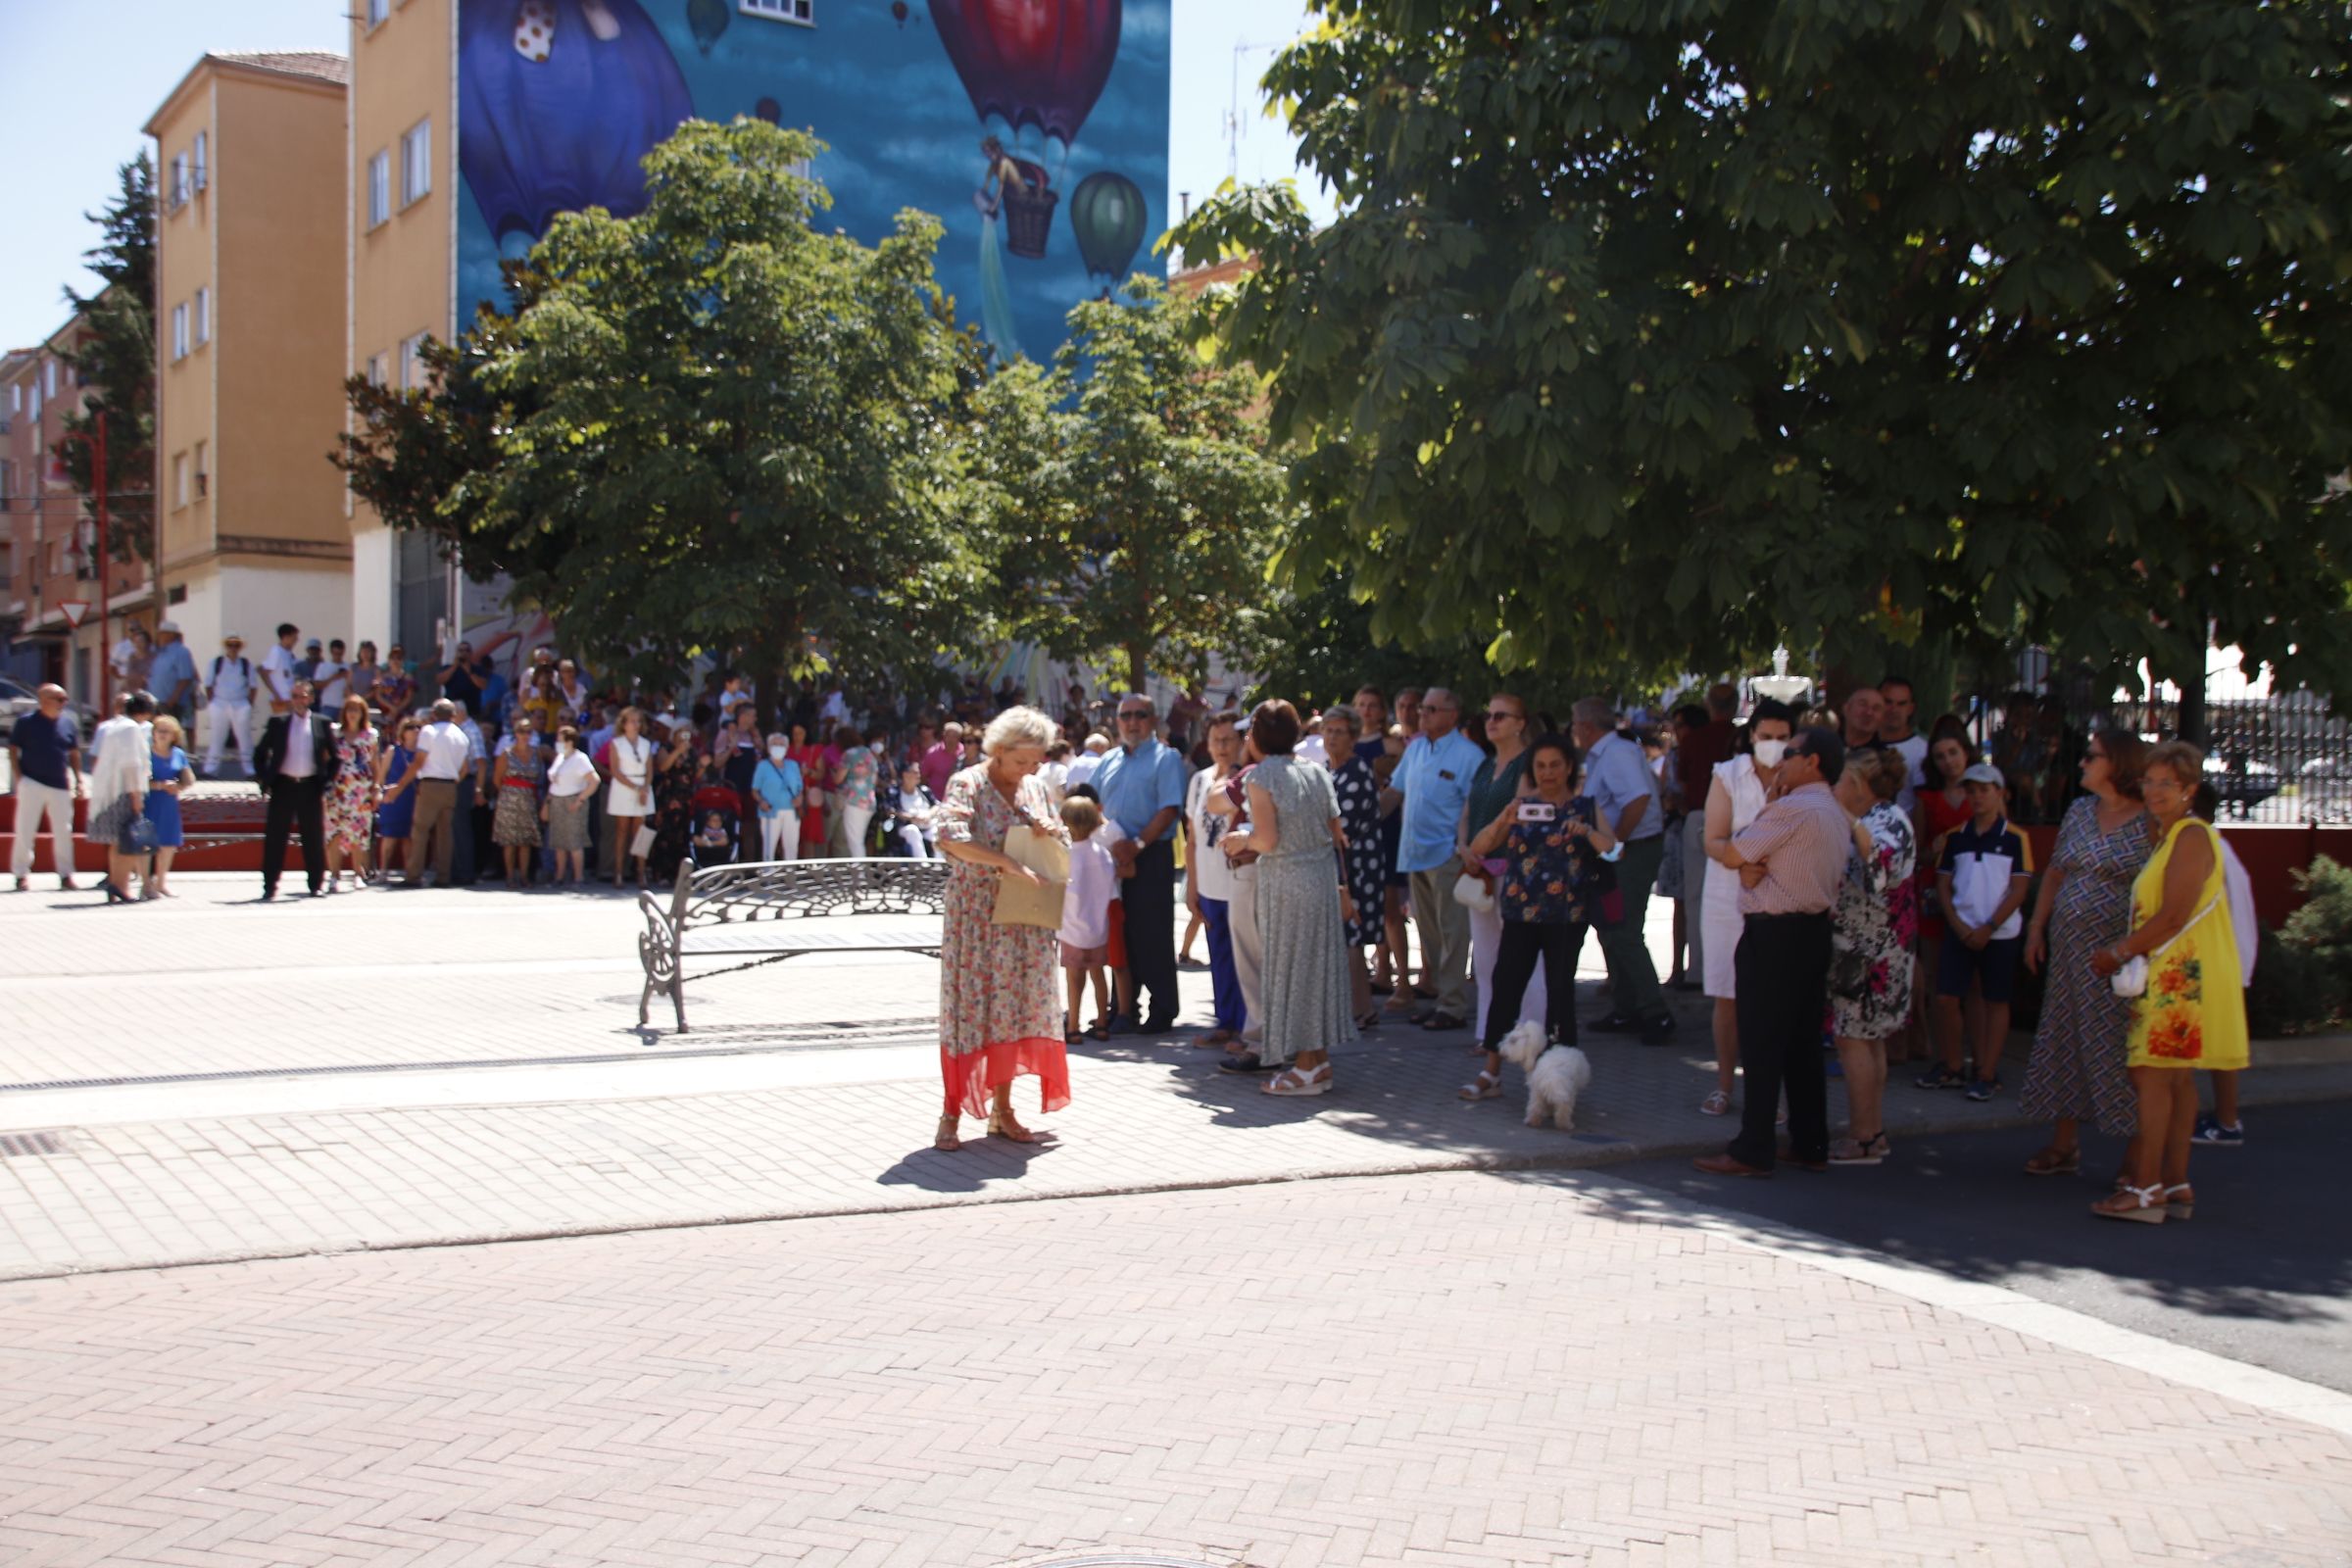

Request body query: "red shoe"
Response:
[1691, 1152, 1773, 1179]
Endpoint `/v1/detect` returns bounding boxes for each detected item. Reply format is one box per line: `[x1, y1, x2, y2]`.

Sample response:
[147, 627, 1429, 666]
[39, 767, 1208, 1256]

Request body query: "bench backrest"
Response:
[669, 857, 950, 930]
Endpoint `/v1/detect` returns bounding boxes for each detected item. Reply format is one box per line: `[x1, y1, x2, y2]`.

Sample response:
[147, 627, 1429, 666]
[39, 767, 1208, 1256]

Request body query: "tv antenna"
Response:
[1227, 38, 1289, 183]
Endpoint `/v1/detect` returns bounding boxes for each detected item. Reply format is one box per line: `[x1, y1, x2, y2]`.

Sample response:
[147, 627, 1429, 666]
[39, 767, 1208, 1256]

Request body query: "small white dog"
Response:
[1498, 1018, 1593, 1131]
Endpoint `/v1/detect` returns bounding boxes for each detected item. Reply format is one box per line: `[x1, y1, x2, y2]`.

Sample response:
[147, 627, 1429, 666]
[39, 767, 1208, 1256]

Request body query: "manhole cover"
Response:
[998, 1555, 1234, 1568]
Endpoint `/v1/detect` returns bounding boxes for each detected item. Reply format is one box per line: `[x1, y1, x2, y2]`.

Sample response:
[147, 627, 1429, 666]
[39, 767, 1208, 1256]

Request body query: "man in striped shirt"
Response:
[1693, 726, 1855, 1177]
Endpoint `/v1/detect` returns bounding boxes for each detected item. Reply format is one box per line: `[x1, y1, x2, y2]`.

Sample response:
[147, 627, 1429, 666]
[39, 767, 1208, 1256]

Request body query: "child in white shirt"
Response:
[1058, 797, 1120, 1043]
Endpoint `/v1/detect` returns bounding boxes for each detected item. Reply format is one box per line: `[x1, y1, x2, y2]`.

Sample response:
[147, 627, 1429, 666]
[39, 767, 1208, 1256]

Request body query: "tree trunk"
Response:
[1124, 639, 1150, 700]
[2178, 646, 2208, 748]
[750, 614, 800, 734]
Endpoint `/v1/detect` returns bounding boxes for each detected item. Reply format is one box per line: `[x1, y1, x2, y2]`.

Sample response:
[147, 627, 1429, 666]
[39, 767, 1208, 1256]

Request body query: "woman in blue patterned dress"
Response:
[2018, 728, 2150, 1175]
[1459, 734, 1616, 1102]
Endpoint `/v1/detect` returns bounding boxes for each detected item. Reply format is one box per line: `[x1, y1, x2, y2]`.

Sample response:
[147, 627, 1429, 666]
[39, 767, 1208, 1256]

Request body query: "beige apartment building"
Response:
[144, 51, 352, 697]
[349, 0, 458, 658]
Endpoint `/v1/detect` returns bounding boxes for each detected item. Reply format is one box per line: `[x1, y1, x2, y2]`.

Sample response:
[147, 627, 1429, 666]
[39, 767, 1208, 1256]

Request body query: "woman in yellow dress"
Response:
[2088, 741, 2247, 1224]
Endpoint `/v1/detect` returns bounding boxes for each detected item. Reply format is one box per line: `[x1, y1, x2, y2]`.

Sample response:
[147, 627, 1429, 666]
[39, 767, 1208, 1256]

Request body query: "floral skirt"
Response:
[492, 785, 542, 848]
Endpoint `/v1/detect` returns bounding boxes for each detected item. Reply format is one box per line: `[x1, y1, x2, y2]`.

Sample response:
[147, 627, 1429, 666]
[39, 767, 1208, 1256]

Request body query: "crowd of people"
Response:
[7, 645, 2259, 1219]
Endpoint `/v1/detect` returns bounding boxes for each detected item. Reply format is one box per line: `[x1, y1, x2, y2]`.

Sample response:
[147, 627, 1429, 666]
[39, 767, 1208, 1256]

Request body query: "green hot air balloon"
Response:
[686, 0, 728, 55]
[1068, 171, 1147, 282]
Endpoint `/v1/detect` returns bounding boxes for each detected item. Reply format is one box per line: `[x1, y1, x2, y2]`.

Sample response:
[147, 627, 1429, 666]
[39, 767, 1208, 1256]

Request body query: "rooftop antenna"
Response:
[1228, 38, 1288, 183]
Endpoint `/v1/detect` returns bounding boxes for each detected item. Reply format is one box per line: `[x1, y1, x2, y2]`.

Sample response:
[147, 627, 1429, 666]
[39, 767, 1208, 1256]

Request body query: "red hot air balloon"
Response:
[927, 1, 1121, 155]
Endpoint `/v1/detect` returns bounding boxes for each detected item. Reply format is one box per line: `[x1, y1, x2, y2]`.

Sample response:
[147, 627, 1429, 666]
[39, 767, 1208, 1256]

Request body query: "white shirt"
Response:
[1887, 732, 1930, 815]
[547, 747, 598, 797]
[1296, 732, 1328, 767]
[260, 643, 299, 701]
[208, 653, 253, 705]
[820, 690, 850, 726]
[416, 720, 473, 781]
[1186, 767, 1240, 903]
[278, 712, 318, 778]
[1058, 832, 1121, 951]
[2219, 839, 2258, 988]
[1064, 751, 1104, 790]
[313, 661, 350, 710]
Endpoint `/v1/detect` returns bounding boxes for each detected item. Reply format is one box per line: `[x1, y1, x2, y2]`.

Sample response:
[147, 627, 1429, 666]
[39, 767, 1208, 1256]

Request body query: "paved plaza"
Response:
[3, 874, 2350, 1565]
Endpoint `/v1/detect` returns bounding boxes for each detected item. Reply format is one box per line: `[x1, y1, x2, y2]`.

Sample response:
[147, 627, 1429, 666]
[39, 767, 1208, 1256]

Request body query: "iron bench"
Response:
[637, 858, 950, 1033]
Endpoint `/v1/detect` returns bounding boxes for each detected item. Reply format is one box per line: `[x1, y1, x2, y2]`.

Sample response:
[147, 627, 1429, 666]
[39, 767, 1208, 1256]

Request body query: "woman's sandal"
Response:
[1700, 1089, 1732, 1117]
[2023, 1146, 2082, 1177]
[1460, 1070, 1501, 1102]
[987, 1111, 1038, 1144]
[1264, 1063, 1332, 1097]
[2163, 1183, 2194, 1221]
[1198, 1028, 1238, 1051]
[934, 1116, 961, 1152]
[2091, 1181, 2167, 1224]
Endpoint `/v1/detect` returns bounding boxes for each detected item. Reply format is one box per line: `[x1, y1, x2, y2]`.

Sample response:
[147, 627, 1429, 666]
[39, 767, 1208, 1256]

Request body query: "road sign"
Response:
[57, 599, 91, 629]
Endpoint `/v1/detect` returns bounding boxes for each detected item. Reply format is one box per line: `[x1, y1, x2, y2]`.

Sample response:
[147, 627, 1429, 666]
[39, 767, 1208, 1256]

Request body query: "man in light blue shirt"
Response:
[1091, 694, 1191, 1034]
[1572, 696, 1673, 1043]
[1393, 687, 1484, 1027]
[146, 621, 199, 725]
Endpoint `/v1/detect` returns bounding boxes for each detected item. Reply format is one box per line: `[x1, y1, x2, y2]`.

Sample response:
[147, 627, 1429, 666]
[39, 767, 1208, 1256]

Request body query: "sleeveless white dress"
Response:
[1700, 757, 1771, 999]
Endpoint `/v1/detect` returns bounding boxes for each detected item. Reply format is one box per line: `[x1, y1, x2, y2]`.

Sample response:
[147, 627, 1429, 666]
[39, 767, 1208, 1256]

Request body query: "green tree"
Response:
[1176, 1, 2352, 702]
[58, 153, 157, 564]
[334, 119, 997, 710]
[973, 276, 1288, 694]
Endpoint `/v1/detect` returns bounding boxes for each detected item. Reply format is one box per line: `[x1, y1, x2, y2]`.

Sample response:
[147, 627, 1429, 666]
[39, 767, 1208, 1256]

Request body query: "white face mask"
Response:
[1752, 737, 1789, 768]
[769, 746, 789, 761]
[558, 741, 574, 756]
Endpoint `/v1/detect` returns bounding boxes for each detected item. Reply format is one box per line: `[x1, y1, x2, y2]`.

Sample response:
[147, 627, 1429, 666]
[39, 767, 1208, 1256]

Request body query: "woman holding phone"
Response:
[1459, 734, 1616, 1102]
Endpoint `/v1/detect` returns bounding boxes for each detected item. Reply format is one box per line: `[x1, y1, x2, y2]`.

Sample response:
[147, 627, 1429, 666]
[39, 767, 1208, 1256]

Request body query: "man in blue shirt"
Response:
[147, 620, 200, 726]
[1572, 696, 1675, 1044]
[1093, 694, 1191, 1034]
[8, 683, 81, 892]
[1393, 687, 1484, 1028]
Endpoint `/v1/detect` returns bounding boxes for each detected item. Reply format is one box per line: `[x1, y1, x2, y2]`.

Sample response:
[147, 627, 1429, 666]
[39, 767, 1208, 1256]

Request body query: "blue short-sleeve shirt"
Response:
[1093, 737, 1189, 843]
[1395, 728, 1484, 874]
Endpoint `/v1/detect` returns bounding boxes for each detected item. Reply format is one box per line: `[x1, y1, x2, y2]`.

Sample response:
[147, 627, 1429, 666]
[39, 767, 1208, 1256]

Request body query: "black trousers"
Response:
[1728, 910, 1833, 1168]
[1124, 838, 1180, 1027]
[452, 775, 479, 885]
[1483, 919, 1587, 1051]
[261, 778, 327, 895]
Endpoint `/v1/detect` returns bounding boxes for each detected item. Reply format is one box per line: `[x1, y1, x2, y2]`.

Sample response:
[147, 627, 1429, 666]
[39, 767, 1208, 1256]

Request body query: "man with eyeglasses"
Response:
[1093, 695, 1191, 1034]
[1393, 687, 1483, 1029]
[1571, 695, 1676, 1046]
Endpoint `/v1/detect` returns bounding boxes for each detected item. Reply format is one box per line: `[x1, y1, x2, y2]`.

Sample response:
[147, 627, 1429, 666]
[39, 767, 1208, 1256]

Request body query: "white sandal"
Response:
[2163, 1183, 2194, 1221]
[1264, 1063, 1332, 1097]
[1460, 1070, 1501, 1102]
[2092, 1181, 2167, 1224]
[1700, 1089, 1731, 1116]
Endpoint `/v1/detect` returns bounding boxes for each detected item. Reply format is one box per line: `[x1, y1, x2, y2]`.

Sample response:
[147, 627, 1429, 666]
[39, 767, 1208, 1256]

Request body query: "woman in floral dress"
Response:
[2089, 742, 2246, 1223]
[648, 725, 699, 885]
[931, 706, 1071, 1151]
[1827, 749, 1918, 1164]
[322, 695, 380, 893]
[490, 715, 546, 888]
[2019, 728, 2150, 1175]
[1320, 705, 1385, 1030]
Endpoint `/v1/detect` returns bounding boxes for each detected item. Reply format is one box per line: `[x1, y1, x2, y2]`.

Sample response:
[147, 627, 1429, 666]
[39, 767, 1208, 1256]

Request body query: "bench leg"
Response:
[671, 968, 688, 1034]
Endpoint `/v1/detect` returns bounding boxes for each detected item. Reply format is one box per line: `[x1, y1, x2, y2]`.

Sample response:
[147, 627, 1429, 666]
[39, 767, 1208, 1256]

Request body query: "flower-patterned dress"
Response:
[1330, 755, 1384, 948]
[933, 763, 1072, 1120]
[1830, 801, 1918, 1040]
[1497, 795, 1603, 926]
[2125, 816, 2248, 1070]
[325, 726, 379, 854]
[2019, 797, 2150, 1132]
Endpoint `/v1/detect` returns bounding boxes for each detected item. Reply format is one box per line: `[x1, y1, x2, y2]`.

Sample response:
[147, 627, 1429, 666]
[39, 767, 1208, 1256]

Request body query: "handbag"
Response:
[630, 824, 658, 858]
[2111, 892, 2222, 999]
[126, 813, 160, 853]
[1451, 870, 1494, 913]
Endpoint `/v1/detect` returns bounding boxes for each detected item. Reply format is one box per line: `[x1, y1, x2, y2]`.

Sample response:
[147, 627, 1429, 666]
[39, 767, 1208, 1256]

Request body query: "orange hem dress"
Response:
[933, 763, 1073, 1120]
[2124, 817, 2249, 1071]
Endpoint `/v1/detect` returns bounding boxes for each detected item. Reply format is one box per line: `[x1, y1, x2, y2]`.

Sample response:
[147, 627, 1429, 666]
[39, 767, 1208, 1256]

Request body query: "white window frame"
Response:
[43, 360, 58, 397]
[173, 453, 189, 510]
[400, 120, 431, 207]
[7, 384, 17, 414]
[194, 441, 209, 499]
[368, 150, 391, 228]
[399, 332, 429, 392]
[172, 304, 189, 362]
[26, 379, 40, 423]
[168, 152, 190, 210]
[194, 287, 211, 346]
[739, 0, 814, 24]
[367, 0, 390, 25]
[366, 353, 388, 389]
[192, 131, 209, 192]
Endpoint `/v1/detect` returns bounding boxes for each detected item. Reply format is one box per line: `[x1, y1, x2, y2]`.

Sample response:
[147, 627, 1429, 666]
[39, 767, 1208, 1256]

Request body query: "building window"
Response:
[172, 304, 189, 361]
[173, 452, 189, 510]
[740, 0, 814, 22]
[26, 379, 39, 423]
[6, 384, 16, 414]
[368, 0, 389, 25]
[401, 120, 432, 206]
[399, 332, 429, 391]
[192, 131, 209, 193]
[0, 459, 12, 512]
[194, 287, 211, 346]
[44, 360, 58, 396]
[366, 353, 388, 388]
[194, 441, 209, 499]
[168, 152, 190, 210]
[368, 150, 391, 227]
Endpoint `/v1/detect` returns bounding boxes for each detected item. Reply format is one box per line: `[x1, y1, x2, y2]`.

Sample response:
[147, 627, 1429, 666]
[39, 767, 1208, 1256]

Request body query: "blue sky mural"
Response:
[455, 0, 1172, 362]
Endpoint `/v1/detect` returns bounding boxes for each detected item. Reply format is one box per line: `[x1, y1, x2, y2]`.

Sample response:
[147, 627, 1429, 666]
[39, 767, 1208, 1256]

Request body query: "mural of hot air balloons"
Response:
[1068, 170, 1146, 283]
[929, 0, 1121, 260]
[686, 0, 729, 55]
[459, 0, 695, 258]
[891, 0, 910, 25]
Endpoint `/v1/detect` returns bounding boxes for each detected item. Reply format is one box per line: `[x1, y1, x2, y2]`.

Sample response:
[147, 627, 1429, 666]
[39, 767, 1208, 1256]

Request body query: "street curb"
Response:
[6, 1073, 2345, 1289]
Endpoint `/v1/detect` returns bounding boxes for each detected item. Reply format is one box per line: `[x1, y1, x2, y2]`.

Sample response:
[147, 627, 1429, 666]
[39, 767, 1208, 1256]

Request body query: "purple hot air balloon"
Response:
[926, 0, 1121, 151]
[459, 0, 696, 255]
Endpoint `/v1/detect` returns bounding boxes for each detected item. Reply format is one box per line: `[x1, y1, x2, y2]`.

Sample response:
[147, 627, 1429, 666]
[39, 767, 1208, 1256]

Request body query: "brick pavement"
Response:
[5, 1171, 2349, 1568]
[4, 875, 2348, 1281]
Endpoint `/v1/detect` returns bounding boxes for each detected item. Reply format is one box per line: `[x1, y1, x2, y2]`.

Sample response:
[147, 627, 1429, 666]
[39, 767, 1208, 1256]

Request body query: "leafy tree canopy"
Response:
[972, 276, 1290, 694]
[59, 152, 157, 563]
[336, 119, 997, 710]
[1177, 0, 2352, 701]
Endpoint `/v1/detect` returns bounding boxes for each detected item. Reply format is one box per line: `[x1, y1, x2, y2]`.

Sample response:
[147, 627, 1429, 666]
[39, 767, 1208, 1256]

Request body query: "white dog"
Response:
[1498, 1019, 1593, 1131]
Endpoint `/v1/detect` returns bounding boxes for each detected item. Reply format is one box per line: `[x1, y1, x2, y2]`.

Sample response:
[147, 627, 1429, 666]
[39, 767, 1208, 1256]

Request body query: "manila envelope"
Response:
[992, 824, 1069, 929]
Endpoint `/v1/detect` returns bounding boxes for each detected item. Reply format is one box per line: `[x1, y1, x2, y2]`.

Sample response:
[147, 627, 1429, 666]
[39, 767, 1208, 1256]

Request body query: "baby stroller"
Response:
[688, 782, 743, 868]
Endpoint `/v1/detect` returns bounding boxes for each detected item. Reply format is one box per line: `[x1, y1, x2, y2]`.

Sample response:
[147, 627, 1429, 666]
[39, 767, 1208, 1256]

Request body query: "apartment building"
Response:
[144, 51, 352, 697]
[2, 318, 153, 706]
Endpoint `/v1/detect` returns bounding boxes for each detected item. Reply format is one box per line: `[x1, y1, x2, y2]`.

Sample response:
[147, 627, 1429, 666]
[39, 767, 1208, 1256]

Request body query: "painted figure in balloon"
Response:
[460, 0, 696, 262]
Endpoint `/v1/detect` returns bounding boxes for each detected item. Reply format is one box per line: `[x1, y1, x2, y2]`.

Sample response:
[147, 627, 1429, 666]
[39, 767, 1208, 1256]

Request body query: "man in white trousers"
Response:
[8, 684, 81, 891]
[202, 633, 259, 777]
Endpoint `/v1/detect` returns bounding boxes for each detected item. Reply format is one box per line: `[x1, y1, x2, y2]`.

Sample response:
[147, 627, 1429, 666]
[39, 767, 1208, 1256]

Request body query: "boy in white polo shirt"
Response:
[1923, 763, 2034, 1102]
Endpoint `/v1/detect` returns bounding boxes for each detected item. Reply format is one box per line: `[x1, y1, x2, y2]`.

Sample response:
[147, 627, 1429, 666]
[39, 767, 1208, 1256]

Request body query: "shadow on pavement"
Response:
[875, 1129, 1065, 1194]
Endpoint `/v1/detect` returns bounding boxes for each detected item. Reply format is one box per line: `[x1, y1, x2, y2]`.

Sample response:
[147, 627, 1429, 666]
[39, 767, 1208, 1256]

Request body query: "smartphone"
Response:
[1515, 800, 1556, 823]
